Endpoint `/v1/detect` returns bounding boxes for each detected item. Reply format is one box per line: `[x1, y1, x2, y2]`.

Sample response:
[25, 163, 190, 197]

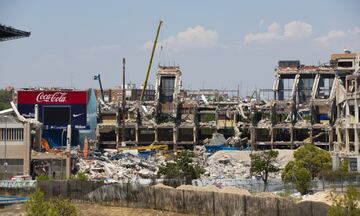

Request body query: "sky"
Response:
[0, 0, 359, 95]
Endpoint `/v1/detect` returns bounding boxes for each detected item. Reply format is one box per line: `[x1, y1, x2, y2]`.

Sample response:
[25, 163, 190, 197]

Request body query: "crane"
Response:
[93, 74, 105, 102]
[140, 20, 163, 102]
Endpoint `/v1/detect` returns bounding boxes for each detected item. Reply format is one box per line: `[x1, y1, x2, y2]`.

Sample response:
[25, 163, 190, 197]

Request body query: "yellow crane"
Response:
[140, 20, 163, 102]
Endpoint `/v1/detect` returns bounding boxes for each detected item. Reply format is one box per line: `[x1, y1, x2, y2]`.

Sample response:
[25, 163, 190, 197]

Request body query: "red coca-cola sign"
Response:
[17, 90, 87, 105]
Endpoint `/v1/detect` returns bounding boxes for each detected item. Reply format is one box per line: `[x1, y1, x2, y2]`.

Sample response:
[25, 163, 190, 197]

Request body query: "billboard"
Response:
[17, 90, 88, 129]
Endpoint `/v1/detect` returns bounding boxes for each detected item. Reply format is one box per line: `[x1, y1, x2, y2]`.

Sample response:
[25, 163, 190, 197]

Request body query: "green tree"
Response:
[250, 149, 280, 186]
[282, 145, 330, 195]
[282, 161, 311, 195]
[159, 150, 205, 181]
[293, 144, 331, 179]
[327, 185, 360, 216]
[0, 89, 12, 111]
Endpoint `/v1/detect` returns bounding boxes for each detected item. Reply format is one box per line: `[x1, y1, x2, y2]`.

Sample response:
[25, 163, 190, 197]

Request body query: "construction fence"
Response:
[35, 180, 329, 216]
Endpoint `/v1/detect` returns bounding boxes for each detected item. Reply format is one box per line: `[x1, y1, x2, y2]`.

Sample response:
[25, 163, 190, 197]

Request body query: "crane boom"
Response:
[93, 74, 105, 102]
[140, 20, 163, 102]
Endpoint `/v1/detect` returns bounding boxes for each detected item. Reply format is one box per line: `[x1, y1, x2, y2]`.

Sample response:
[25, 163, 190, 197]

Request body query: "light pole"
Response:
[61, 128, 66, 147]
[3, 115, 8, 179]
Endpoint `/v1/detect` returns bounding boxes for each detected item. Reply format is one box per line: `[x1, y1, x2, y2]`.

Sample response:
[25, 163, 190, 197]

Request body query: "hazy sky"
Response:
[1, 0, 359, 95]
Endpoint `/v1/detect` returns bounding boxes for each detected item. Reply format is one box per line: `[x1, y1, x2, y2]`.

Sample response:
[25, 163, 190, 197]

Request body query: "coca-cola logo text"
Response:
[36, 92, 68, 103]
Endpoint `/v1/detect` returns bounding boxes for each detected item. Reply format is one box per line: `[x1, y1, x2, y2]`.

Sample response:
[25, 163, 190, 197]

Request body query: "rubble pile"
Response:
[77, 151, 166, 181]
[76, 144, 294, 182]
[202, 150, 252, 179]
[201, 150, 294, 180]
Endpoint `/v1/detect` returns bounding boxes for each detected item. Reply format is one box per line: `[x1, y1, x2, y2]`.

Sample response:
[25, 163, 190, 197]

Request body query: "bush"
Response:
[36, 174, 51, 181]
[159, 150, 205, 181]
[49, 197, 77, 216]
[25, 188, 52, 216]
[327, 185, 360, 216]
[25, 188, 77, 216]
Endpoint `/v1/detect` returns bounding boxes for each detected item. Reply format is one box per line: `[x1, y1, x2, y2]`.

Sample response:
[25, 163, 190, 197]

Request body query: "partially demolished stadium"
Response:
[96, 51, 360, 169]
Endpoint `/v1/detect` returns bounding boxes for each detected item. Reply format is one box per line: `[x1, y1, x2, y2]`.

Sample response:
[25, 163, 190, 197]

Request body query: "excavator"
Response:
[41, 138, 63, 153]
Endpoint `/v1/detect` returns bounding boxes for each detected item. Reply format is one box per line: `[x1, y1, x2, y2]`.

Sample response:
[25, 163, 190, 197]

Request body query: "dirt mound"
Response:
[299, 190, 332, 206]
[177, 185, 220, 192]
[220, 186, 251, 196]
[152, 183, 173, 189]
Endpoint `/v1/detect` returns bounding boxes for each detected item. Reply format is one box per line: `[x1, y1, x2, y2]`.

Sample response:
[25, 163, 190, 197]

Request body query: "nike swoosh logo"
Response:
[73, 113, 84, 118]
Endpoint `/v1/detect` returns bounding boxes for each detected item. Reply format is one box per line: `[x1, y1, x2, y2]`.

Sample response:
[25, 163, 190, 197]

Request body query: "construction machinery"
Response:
[140, 20, 163, 102]
[93, 74, 105, 102]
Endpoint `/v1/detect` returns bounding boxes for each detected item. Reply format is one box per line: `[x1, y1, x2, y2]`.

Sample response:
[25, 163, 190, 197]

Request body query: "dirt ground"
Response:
[76, 203, 194, 216]
[0, 203, 194, 216]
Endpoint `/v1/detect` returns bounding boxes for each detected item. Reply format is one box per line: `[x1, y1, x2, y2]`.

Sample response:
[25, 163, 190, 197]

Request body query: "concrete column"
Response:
[135, 125, 139, 143]
[23, 123, 31, 175]
[332, 156, 340, 171]
[250, 127, 256, 151]
[154, 127, 158, 143]
[116, 126, 120, 147]
[233, 114, 237, 127]
[173, 127, 178, 152]
[357, 156, 360, 172]
[193, 126, 197, 144]
[65, 125, 72, 179]
[336, 126, 342, 144]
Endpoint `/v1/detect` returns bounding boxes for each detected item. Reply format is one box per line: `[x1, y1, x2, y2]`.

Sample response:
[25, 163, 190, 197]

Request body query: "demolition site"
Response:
[1, 22, 360, 185]
[1, 50, 360, 183]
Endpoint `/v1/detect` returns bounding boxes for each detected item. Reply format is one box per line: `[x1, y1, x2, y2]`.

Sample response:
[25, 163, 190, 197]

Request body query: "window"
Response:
[338, 61, 353, 68]
[160, 76, 175, 102]
[0, 128, 24, 141]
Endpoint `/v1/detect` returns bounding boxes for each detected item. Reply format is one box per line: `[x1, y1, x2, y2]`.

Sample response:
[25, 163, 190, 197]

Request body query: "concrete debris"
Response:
[208, 133, 226, 146]
[77, 151, 166, 181]
[200, 150, 294, 180]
